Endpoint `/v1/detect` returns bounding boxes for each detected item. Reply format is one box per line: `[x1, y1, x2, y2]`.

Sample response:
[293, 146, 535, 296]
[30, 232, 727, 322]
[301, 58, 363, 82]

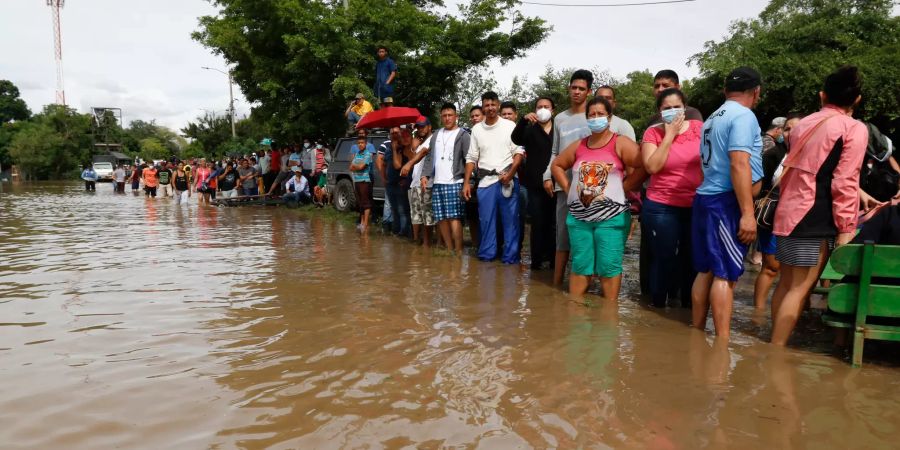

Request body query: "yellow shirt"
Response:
[350, 100, 373, 116]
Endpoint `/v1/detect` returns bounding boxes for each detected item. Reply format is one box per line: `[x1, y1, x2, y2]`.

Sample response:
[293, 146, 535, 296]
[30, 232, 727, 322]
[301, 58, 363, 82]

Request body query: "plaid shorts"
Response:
[432, 183, 464, 222]
[408, 186, 434, 226]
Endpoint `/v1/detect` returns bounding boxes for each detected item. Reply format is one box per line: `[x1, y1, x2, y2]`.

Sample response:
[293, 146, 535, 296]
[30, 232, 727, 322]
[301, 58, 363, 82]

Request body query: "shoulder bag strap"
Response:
[769, 114, 837, 192]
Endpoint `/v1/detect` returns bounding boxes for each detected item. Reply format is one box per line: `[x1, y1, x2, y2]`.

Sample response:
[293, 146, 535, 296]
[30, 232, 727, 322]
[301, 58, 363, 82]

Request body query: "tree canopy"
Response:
[689, 0, 899, 137]
[193, 0, 549, 141]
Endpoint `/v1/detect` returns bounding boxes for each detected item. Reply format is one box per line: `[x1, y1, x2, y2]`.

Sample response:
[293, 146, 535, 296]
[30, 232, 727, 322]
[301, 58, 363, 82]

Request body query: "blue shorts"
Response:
[432, 183, 464, 222]
[757, 229, 777, 255]
[691, 192, 748, 282]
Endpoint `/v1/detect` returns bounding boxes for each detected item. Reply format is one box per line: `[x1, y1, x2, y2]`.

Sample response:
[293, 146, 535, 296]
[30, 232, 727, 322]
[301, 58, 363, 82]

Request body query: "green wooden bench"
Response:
[813, 257, 843, 295]
[821, 242, 900, 367]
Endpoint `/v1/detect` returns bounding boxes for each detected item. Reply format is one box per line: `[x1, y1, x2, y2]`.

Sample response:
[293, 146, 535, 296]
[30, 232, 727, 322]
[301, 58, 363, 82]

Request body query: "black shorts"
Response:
[145, 186, 157, 197]
[354, 181, 372, 211]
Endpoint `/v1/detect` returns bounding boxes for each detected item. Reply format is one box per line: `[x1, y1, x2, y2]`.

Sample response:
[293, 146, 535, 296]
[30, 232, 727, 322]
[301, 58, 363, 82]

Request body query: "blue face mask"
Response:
[587, 116, 609, 133]
[776, 135, 784, 144]
[661, 108, 684, 124]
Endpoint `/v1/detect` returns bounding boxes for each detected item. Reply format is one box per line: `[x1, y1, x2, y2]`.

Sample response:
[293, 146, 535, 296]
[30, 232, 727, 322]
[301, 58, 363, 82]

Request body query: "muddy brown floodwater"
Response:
[1, 182, 900, 449]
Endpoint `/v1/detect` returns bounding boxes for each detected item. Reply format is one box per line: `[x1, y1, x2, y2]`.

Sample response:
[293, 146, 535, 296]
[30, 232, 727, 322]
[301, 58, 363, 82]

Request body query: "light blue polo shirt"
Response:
[697, 100, 763, 195]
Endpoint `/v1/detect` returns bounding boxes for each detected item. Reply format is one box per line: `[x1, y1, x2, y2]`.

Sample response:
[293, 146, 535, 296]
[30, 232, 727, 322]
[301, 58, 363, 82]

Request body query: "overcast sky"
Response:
[1, 0, 772, 132]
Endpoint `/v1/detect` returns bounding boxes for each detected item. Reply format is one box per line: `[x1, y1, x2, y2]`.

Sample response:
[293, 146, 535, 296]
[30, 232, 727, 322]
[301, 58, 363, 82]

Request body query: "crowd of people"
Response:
[93, 60, 898, 347]
[108, 140, 332, 207]
[345, 63, 898, 346]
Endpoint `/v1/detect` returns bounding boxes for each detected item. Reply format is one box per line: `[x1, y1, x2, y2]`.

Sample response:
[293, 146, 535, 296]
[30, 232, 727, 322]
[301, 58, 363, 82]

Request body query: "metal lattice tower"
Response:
[47, 0, 66, 105]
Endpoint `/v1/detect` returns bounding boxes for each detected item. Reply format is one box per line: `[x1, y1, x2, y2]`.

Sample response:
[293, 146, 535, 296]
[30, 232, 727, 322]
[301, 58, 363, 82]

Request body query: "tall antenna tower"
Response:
[47, 0, 66, 105]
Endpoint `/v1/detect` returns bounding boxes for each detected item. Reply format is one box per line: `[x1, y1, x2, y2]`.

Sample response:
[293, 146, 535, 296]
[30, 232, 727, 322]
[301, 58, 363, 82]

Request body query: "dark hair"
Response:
[500, 101, 517, 111]
[654, 69, 680, 85]
[534, 96, 555, 110]
[786, 112, 804, 121]
[481, 91, 499, 102]
[376, 46, 388, 53]
[357, 136, 367, 141]
[440, 102, 457, 112]
[655, 88, 686, 109]
[469, 105, 483, 114]
[570, 69, 594, 89]
[595, 85, 616, 99]
[823, 65, 862, 108]
[585, 96, 613, 118]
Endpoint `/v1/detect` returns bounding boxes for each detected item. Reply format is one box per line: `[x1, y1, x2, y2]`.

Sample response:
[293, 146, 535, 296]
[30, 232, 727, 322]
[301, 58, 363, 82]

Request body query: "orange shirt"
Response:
[142, 168, 158, 187]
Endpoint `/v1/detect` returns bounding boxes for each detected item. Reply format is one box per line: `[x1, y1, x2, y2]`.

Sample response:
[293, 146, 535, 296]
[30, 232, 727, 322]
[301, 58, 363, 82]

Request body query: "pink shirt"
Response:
[195, 167, 211, 188]
[773, 106, 868, 236]
[641, 120, 703, 208]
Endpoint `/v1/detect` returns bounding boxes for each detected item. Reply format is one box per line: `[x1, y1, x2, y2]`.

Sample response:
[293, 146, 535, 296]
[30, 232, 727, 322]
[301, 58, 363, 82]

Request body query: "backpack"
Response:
[860, 123, 899, 202]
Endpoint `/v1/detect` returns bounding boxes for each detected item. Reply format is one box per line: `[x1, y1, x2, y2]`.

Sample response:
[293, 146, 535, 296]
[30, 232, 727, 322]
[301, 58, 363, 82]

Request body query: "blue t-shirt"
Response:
[375, 57, 397, 95]
[697, 100, 763, 195]
[379, 139, 409, 188]
[351, 149, 373, 182]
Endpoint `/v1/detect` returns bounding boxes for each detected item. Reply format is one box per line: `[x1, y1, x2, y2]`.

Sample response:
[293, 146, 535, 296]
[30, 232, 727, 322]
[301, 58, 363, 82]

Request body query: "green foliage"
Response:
[122, 119, 184, 156]
[193, 0, 549, 141]
[181, 140, 206, 160]
[138, 138, 169, 162]
[8, 105, 93, 179]
[181, 113, 233, 155]
[689, 0, 900, 138]
[612, 70, 657, 137]
[0, 80, 31, 124]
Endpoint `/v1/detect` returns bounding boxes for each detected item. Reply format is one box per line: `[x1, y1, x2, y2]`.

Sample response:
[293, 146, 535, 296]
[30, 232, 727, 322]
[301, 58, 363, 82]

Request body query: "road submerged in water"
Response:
[1, 182, 899, 449]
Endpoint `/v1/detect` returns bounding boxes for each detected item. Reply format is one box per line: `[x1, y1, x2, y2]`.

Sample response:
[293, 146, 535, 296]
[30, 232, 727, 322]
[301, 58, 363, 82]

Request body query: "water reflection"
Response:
[1, 182, 899, 449]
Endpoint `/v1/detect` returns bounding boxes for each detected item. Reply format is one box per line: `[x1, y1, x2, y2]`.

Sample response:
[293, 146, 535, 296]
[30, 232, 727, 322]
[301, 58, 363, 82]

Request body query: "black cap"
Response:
[724, 67, 762, 92]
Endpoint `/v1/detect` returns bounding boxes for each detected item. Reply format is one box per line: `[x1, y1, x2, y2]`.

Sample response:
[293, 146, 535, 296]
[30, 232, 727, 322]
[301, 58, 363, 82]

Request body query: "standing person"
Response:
[173, 162, 191, 204]
[640, 88, 703, 308]
[770, 66, 868, 346]
[259, 149, 271, 188]
[157, 163, 174, 198]
[238, 158, 259, 196]
[81, 164, 97, 191]
[113, 165, 126, 193]
[374, 46, 398, 105]
[218, 161, 239, 198]
[403, 117, 435, 247]
[465, 105, 485, 247]
[346, 93, 374, 128]
[300, 140, 316, 183]
[283, 166, 311, 205]
[753, 114, 801, 310]
[263, 147, 281, 193]
[130, 164, 142, 193]
[462, 91, 525, 264]
[381, 127, 413, 237]
[375, 128, 397, 233]
[512, 96, 556, 270]
[142, 163, 159, 198]
[350, 136, 374, 233]
[543, 69, 594, 285]
[594, 86, 636, 141]
[421, 103, 470, 253]
[551, 97, 643, 298]
[691, 67, 764, 339]
[500, 102, 518, 122]
[195, 159, 212, 205]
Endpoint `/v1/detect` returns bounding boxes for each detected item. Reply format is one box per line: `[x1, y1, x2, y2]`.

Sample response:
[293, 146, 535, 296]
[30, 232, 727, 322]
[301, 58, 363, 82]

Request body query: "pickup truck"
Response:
[91, 161, 114, 181]
[326, 133, 387, 212]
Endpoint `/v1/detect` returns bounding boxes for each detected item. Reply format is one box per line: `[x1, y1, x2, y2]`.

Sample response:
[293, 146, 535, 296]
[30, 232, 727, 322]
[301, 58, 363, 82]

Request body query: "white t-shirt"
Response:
[434, 127, 462, 184]
[465, 118, 524, 188]
[411, 140, 430, 188]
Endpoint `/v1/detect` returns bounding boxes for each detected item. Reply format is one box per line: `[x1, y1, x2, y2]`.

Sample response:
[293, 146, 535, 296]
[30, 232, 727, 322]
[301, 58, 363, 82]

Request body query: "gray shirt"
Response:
[238, 166, 257, 190]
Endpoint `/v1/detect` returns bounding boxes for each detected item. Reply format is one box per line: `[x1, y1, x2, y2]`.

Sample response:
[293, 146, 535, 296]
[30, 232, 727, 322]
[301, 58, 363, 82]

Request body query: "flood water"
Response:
[1, 181, 899, 449]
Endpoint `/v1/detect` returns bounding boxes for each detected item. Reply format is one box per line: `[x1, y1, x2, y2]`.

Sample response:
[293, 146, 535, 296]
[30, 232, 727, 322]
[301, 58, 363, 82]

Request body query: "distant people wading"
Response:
[552, 97, 643, 299]
[81, 165, 97, 192]
[639, 88, 703, 308]
[142, 163, 159, 198]
[769, 66, 869, 346]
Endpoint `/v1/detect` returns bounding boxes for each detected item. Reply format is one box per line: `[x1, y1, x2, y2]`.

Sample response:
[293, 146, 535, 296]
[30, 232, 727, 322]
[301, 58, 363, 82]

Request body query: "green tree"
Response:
[0, 80, 31, 124]
[8, 105, 93, 179]
[529, 65, 615, 113]
[181, 113, 233, 156]
[193, 0, 549, 140]
[138, 138, 169, 162]
[689, 0, 900, 138]
[612, 70, 657, 137]
[181, 140, 206, 160]
[450, 67, 498, 127]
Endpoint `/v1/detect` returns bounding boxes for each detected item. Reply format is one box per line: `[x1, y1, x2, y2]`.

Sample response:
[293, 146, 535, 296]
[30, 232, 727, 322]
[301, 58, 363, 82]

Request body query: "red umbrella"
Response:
[355, 106, 422, 129]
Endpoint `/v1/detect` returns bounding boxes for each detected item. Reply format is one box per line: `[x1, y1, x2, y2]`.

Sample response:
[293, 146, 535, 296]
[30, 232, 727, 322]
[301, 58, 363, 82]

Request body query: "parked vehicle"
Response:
[327, 132, 387, 212]
[91, 161, 114, 181]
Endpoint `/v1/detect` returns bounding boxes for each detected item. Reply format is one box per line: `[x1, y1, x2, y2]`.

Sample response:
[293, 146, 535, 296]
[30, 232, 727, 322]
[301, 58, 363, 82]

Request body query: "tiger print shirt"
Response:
[566, 135, 629, 222]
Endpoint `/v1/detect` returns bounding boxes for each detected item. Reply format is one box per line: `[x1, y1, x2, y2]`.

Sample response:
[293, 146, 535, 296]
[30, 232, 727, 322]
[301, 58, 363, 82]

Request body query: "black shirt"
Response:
[219, 169, 238, 191]
[511, 118, 553, 191]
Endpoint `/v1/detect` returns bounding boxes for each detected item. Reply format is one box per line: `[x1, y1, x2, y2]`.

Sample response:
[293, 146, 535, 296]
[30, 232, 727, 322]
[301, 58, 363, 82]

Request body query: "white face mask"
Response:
[536, 108, 552, 123]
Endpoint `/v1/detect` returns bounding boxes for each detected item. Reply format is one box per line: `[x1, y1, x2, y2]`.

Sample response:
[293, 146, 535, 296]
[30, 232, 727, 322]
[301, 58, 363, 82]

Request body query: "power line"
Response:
[520, 0, 695, 7]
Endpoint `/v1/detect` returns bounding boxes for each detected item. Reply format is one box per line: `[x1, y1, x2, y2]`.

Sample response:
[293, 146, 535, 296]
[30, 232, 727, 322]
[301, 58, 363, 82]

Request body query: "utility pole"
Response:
[201, 66, 237, 139]
[47, 0, 66, 105]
